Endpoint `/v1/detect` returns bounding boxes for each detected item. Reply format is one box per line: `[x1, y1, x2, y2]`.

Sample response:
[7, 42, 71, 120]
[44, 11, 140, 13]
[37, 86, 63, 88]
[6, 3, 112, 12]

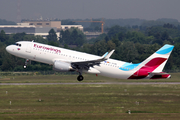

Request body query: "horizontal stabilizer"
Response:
[149, 72, 169, 75]
[149, 72, 171, 79]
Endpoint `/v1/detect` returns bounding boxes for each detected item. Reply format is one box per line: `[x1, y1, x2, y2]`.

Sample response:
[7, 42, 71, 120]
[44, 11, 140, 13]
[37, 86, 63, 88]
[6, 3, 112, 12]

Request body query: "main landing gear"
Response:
[77, 75, 84, 81]
[77, 69, 84, 82]
[77, 70, 84, 81]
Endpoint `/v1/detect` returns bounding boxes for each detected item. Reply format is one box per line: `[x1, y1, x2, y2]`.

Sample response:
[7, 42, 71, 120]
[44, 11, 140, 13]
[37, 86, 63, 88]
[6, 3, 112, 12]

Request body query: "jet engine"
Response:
[53, 61, 74, 72]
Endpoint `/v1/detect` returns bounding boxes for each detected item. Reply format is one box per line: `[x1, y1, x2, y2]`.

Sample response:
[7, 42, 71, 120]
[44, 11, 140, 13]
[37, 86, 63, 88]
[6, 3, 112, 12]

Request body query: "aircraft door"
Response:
[26, 43, 32, 53]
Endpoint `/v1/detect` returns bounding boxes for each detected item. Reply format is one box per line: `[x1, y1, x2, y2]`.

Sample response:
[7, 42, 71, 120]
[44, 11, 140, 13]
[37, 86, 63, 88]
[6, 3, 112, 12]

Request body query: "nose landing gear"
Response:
[24, 59, 30, 68]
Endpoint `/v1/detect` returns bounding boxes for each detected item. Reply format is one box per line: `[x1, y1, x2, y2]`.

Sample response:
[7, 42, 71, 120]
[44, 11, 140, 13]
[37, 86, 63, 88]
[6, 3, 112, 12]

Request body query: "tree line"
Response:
[0, 23, 180, 72]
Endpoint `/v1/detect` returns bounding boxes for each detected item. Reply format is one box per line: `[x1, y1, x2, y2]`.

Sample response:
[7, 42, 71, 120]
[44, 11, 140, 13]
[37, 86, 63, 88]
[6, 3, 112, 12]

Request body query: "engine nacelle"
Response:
[53, 61, 73, 72]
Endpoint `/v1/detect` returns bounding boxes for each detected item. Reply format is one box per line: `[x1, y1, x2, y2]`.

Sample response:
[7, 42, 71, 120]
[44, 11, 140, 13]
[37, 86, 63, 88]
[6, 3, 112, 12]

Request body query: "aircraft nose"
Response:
[6, 45, 13, 53]
[6, 46, 10, 52]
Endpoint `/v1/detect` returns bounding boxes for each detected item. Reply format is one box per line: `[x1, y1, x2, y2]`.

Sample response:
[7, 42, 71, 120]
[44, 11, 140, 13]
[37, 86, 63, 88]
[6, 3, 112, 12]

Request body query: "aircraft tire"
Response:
[77, 75, 84, 81]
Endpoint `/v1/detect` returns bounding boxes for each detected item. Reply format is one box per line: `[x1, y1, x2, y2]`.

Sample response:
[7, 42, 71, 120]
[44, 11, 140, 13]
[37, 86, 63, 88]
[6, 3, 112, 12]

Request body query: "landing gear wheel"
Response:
[77, 75, 84, 81]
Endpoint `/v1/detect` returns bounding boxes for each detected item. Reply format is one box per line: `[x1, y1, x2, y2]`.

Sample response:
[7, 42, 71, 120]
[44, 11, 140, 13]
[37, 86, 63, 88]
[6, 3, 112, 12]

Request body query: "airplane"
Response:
[6, 41, 174, 81]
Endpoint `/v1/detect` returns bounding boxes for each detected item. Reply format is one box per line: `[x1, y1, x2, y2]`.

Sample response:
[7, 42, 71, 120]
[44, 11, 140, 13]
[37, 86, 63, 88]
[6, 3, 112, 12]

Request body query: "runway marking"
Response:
[1, 82, 180, 85]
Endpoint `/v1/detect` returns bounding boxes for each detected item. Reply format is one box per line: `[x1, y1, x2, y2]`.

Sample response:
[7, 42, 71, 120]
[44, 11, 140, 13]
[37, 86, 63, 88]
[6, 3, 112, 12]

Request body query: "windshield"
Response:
[15, 43, 21, 47]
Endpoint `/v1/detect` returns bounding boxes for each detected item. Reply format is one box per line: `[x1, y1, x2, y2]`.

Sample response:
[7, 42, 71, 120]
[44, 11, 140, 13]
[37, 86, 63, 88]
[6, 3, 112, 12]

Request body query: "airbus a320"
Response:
[6, 41, 174, 81]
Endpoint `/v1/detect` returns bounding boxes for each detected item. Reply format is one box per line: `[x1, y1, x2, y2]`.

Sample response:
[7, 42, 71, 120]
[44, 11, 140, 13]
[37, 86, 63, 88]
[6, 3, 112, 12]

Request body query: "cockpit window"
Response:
[15, 43, 21, 47]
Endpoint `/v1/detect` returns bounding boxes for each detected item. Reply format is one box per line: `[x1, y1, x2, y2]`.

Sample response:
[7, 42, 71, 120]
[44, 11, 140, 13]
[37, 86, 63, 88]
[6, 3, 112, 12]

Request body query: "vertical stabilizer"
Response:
[128, 44, 174, 79]
[141, 44, 174, 72]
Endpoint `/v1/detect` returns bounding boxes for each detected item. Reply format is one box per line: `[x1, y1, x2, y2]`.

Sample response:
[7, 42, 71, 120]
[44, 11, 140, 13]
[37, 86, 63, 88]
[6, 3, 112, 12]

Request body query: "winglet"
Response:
[103, 50, 115, 60]
[102, 52, 108, 57]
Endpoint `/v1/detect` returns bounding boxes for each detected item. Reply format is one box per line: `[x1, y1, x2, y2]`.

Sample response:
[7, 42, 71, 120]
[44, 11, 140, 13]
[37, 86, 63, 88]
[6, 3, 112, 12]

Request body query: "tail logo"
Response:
[128, 57, 167, 79]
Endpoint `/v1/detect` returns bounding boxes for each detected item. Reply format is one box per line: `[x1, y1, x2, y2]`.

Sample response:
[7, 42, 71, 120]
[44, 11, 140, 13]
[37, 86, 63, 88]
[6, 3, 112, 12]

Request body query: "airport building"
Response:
[84, 32, 102, 40]
[22, 21, 61, 31]
[0, 23, 35, 34]
[0, 20, 103, 40]
[22, 21, 83, 32]
[0, 21, 83, 39]
[0, 23, 59, 39]
[61, 25, 83, 31]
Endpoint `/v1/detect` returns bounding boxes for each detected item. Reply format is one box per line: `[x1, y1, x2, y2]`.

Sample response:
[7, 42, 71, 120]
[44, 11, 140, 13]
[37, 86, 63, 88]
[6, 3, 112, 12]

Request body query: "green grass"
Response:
[0, 73, 180, 119]
[0, 72, 180, 83]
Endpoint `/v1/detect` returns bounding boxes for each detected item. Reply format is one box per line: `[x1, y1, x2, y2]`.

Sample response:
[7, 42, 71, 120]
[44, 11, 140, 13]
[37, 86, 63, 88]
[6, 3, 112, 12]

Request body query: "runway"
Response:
[1, 82, 180, 85]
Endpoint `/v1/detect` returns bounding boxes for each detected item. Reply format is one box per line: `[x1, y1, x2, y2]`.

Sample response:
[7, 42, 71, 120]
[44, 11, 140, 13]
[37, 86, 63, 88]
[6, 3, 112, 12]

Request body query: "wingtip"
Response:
[104, 49, 115, 60]
[103, 52, 109, 57]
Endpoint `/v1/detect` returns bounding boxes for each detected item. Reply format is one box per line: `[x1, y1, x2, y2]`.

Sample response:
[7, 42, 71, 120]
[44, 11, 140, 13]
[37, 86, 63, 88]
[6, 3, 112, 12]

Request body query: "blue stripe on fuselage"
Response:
[119, 63, 140, 71]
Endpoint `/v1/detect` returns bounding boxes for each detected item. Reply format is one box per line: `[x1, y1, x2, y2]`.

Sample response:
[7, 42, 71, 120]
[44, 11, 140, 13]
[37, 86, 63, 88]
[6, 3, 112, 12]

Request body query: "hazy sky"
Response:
[1, 0, 180, 22]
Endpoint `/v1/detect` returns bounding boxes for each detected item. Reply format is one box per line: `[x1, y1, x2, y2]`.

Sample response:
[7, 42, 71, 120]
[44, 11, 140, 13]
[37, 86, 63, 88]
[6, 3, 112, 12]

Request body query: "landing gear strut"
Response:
[24, 59, 30, 68]
[77, 69, 84, 81]
[77, 75, 84, 81]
